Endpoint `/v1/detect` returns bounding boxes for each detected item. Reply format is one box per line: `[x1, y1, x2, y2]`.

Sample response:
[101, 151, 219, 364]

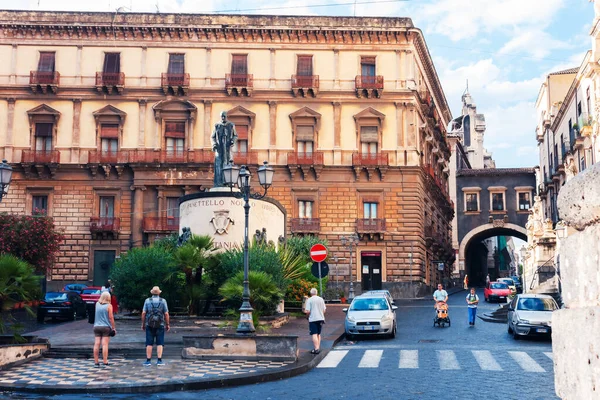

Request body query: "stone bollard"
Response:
[553, 162, 600, 400]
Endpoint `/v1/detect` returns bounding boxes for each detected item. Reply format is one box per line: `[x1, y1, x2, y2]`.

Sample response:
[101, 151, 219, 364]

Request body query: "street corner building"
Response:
[0, 10, 454, 298]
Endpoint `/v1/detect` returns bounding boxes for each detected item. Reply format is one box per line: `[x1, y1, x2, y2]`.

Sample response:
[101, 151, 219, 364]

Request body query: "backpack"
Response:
[147, 298, 165, 329]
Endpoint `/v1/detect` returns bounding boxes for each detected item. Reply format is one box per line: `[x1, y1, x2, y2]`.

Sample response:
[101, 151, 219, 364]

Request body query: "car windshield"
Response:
[501, 279, 515, 285]
[82, 289, 101, 295]
[517, 298, 557, 311]
[350, 298, 389, 311]
[45, 292, 68, 301]
[491, 283, 508, 289]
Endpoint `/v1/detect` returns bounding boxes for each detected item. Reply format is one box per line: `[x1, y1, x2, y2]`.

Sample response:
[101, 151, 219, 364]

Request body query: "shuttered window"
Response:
[168, 54, 185, 74]
[35, 123, 53, 137]
[361, 56, 376, 76]
[297, 56, 313, 76]
[296, 125, 314, 141]
[100, 124, 119, 138]
[236, 125, 248, 140]
[360, 126, 378, 143]
[37, 52, 55, 72]
[231, 55, 248, 74]
[165, 122, 186, 138]
[103, 53, 120, 73]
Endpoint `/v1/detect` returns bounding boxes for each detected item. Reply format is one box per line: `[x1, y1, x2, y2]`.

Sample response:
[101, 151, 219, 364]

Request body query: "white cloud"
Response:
[498, 29, 572, 59]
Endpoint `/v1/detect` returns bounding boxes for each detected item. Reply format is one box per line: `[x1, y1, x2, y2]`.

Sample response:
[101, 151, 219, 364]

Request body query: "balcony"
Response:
[95, 72, 125, 94]
[90, 217, 120, 239]
[225, 73, 253, 96]
[29, 71, 60, 94]
[89, 150, 129, 164]
[143, 217, 179, 233]
[291, 75, 319, 97]
[21, 150, 60, 164]
[356, 218, 386, 239]
[352, 152, 388, 167]
[232, 150, 258, 166]
[355, 75, 384, 98]
[162, 150, 188, 164]
[161, 73, 190, 95]
[422, 164, 450, 199]
[287, 151, 324, 166]
[290, 218, 321, 234]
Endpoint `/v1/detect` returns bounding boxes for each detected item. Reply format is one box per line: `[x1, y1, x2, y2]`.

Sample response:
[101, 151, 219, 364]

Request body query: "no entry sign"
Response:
[310, 244, 328, 263]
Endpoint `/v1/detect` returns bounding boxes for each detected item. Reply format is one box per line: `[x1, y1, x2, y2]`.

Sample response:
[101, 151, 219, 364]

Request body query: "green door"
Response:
[93, 250, 116, 286]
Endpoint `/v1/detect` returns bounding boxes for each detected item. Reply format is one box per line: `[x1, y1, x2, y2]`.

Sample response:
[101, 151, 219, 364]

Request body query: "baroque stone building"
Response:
[0, 11, 453, 297]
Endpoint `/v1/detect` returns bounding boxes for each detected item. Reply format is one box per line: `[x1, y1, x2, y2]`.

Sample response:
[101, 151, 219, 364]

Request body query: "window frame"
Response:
[26, 188, 53, 217]
[488, 186, 507, 213]
[103, 52, 121, 73]
[514, 186, 533, 213]
[231, 54, 248, 75]
[37, 52, 56, 72]
[167, 53, 185, 75]
[292, 188, 319, 221]
[461, 187, 482, 213]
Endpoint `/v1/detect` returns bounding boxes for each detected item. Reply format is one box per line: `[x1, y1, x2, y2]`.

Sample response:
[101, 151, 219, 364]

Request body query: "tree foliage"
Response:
[0, 213, 65, 273]
[219, 271, 283, 316]
[0, 255, 41, 334]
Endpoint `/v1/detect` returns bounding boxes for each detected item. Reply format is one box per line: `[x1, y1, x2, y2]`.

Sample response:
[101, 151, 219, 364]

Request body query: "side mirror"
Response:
[342, 308, 348, 313]
[392, 306, 398, 311]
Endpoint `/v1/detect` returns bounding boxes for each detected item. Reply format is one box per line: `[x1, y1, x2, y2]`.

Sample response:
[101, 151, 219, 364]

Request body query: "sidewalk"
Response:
[0, 305, 346, 394]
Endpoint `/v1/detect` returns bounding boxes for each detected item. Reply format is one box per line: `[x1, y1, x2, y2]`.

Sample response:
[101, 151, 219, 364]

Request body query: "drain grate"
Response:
[418, 339, 441, 343]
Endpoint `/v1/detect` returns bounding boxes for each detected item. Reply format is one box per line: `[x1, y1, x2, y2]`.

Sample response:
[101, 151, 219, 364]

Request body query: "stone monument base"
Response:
[182, 334, 298, 361]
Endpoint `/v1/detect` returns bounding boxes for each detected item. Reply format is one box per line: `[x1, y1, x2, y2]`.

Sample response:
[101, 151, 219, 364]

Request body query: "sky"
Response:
[1, 0, 595, 168]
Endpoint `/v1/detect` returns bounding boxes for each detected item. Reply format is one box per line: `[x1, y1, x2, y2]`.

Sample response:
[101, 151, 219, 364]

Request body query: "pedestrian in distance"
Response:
[463, 274, 469, 290]
[141, 286, 170, 366]
[304, 288, 326, 355]
[93, 291, 116, 368]
[486, 274, 491, 286]
[466, 287, 479, 326]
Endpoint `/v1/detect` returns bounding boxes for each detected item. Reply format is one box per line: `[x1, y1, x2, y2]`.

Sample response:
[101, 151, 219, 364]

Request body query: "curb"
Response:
[478, 315, 507, 324]
[4, 330, 347, 395]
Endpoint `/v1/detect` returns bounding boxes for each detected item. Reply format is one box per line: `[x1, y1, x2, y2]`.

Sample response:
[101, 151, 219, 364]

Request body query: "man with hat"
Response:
[141, 286, 170, 366]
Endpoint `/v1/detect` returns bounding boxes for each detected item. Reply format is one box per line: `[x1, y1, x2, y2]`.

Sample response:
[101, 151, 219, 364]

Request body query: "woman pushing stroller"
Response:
[433, 284, 450, 327]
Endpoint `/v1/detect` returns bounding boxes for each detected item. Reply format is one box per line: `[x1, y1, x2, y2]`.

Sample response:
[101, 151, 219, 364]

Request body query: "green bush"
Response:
[219, 271, 283, 316]
[285, 235, 328, 262]
[285, 279, 313, 302]
[109, 246, 184, 311]
[0, 255, 41, 335]
[212, 243, 284, 289]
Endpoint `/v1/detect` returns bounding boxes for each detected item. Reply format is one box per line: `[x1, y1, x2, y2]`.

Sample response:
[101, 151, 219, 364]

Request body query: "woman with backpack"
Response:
[141, 286, 170, 366]
[93, 291, 116, 367]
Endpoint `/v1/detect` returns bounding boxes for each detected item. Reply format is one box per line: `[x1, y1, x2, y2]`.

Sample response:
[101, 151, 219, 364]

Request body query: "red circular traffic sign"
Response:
[310, 244, 328, 262]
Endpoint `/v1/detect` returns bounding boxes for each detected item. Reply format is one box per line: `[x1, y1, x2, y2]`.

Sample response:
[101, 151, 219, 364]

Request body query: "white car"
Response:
[344, 294, 397, 340]
[507, 294, 558, 340]
[498, 278, 517, 295]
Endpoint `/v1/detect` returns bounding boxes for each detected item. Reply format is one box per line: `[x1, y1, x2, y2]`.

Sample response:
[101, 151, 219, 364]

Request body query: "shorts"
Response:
[146, 327, 165, 346]
[309, 321, 324, 336]
[94, 326, 111, 337]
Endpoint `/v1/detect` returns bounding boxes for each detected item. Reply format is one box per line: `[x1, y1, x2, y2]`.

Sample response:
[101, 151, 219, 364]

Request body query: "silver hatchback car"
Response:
[507, 294, 558, 340]
[344, 294, 397, 340]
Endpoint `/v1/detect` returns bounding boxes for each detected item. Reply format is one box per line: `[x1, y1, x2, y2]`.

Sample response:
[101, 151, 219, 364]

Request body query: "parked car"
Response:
[484, 282, 511, 303]
[363, 290, 395, 305]
[510, 276, 523, 293]
[80, 287, 103, 305]
[63, 283, 88, 293]
[37, 291, 87, 322]
[507, 294, 558, 340]
[497, 278, 517, 295]
[343, 294, 397, 340]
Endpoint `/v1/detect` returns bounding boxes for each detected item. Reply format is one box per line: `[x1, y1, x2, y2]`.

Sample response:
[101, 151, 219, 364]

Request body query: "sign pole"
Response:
[318, 261, 323, 296]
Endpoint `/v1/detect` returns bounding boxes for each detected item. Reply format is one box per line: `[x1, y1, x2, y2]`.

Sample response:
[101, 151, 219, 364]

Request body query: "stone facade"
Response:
[0, 11, 453, 295]
[552, 162, 600, 400]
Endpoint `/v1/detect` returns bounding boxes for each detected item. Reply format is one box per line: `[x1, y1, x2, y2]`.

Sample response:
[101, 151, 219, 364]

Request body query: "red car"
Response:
[484, 281, 511, 303]
[80, 286, 102, 305]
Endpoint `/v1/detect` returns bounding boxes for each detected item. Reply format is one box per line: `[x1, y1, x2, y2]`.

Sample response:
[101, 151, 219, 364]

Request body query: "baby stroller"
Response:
[433, 302, 451, 328]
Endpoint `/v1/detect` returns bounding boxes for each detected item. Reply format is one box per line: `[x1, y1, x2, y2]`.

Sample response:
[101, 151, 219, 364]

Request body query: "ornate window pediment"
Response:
[153, 99, 197, 121]
[92, 105, 127, 150]
[353, 107, 385, 143]
[227, 105, 256, 129]
[289, 107, 321, 139]
[27, 104, 61, 124]
[27, 104, 61, 153]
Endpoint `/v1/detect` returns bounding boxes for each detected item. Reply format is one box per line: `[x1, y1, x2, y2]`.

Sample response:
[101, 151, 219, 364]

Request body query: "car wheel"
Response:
[346, 332, 354, 341]
[389, 325, 396, 339]
[37, 314, 44, 323]
[69, 310, 77, 321]
[513, 330, 520, 340]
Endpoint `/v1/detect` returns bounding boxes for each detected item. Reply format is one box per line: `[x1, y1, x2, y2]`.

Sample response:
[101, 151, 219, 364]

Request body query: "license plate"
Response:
[47, 309, 59, 313]
[362, 325, 375, 331]
[499, 297, 505, 299]
[86, 301, 95, 304]
[537, 328, 548, 333]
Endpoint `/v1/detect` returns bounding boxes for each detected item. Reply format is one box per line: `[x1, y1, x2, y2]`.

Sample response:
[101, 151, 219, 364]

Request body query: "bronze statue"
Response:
[211, 111, 237, 187]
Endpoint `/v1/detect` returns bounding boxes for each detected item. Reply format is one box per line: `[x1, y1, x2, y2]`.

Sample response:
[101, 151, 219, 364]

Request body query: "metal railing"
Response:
[22, 150, 60, 164]
[142, 217, 180, 232]
[355, 75, 384, 90]
[290, 218, 321, 233]
[89, 217, 120, 233]
[95, 72, 125, 87]
[291, 75, 319, 89]
[232, 150, 258, 165]
[356, 218, 386, 233]
[161, 73, 190, 87]
[89, 150, 129, 164]
[30, 71, 60, 85]
[287, 151, 324, 165]
[352, 152, 389, 166]
[225, 73, 253, 88]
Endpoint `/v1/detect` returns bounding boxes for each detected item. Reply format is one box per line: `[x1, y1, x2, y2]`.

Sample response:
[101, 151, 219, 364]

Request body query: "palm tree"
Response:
[0, 255, 41, 334]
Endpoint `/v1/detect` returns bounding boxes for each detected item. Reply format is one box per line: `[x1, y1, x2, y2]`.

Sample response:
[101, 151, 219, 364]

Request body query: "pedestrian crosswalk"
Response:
[317, 348, 552, 373]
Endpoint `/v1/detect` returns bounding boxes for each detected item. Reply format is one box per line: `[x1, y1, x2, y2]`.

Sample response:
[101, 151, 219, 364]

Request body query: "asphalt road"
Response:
[5, 289, 557, 400]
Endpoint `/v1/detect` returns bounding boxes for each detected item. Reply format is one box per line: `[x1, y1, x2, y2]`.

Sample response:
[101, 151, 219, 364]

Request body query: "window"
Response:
[577, 101, 582, 117]
[518, 192, 531, 210]
[99, 196, 115, 218]
[37, 52, 55, 72]
[297, 55, 313, 76]
[298, 200, 313, 219]
[167, 54, 185, 74]
[360, 126, 378, 155]
[103, 53, 120, 73]
[32, 195, 48, 214]
[100, 124, 118, 154]
[492, 193, 504, 211]
[165, 121, 185, 155]
[361, 56, 376, 77]
[587, 87, 591, 114]
[466, 193, 478, 212]
[296, 125, 315, 148]
[364, 202, 378, 219]
[35, 123, 53, 151]
[297, 140, 313, 155]
[581, 156, 586, 172]
[233, 125, 248, 154]
[166, 138, 185, 155]
[166, 197, 180, 219]
[231, 54, 248, 75]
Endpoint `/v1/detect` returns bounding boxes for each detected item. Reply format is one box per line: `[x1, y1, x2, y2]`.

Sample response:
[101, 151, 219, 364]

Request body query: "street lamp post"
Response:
[223, 161, 274, 335]
[340, 233, 360, 301]
[0, 159, 13, 203]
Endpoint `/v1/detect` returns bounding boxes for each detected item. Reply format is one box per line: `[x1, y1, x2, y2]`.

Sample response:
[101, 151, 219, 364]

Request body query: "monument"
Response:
[211, 111, 237, 188]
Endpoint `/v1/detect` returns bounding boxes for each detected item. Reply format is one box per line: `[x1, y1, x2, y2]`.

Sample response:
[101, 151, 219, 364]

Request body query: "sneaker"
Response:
[157, 360, 165, 366]
[94, 363, 100, 368]
[143, 360, 152, 367]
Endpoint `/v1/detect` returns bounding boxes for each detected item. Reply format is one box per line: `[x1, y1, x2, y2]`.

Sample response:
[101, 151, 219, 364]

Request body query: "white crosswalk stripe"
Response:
[398, 350, 419, 369]
[317, 350, 348, 368]
[472, 350, 503, 371]
[509, 351, 546, 372]
[358, 350, 383, 368]
[437, 350, 461, 370]
[544, 352, 553, 361]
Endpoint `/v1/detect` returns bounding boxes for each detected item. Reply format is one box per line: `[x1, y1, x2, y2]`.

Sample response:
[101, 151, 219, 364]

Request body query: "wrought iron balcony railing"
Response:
[90, 217, 120, 233]
[291, 75, 319, 89]
[287, 151, 324, 166]
[356, 218, 386, 233]
[95, 72, 125, 87]
[22, 150, 60, 164]
[352, 152, 389, 167]
[290, 218, 321, 233]
[355, 75, 384, 90]
[161, 73, 190, 87]
[30, 71, 60, 86]
[225, 73, 253, 88]
[142, 217, 180, 232]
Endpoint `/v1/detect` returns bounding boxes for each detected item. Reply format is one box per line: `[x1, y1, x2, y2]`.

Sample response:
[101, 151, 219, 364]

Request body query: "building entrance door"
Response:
[361, 251, 382, 291]
[93, 250, 116, 286]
